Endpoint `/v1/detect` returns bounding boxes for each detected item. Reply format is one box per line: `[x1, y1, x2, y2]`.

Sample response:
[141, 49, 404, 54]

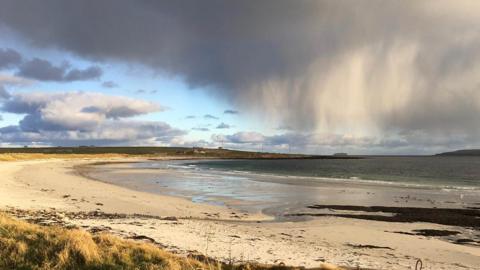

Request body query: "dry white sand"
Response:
[1, 158, 479, 269]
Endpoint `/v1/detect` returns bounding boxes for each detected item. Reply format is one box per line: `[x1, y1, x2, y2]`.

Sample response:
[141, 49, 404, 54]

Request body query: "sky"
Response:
[0, 0, 480, 155]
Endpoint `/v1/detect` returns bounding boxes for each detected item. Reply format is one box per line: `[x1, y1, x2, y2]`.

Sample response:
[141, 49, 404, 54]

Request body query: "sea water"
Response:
[85, 156, 480, 215]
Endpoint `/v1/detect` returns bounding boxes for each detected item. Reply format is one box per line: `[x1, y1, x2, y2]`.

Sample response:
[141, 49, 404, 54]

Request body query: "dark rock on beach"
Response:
[287, 205, 480, 228]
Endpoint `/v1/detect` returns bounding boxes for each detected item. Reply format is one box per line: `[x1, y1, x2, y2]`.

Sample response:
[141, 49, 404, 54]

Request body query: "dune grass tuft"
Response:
[0, 212, 212, 270]
[0, 212, 344, 270]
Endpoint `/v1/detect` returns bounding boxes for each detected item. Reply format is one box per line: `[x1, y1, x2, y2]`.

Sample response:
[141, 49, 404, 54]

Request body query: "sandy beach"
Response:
[1, 158, 480, 270]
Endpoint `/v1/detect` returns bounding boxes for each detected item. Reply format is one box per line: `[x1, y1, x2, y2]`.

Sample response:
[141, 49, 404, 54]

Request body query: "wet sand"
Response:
[1, 158, 480, 269]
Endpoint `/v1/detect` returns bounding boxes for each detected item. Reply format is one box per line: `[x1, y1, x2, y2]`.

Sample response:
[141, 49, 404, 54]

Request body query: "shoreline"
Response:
[81, 159, 480, 217]
[1, 157, 480, 269]
[1, 158, 270, 221]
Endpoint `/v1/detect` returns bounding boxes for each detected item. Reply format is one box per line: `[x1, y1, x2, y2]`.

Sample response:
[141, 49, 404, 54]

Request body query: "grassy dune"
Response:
[0, 146, 313, 161]
[0, 213, 343, 270]
[0, 153, 134, 161]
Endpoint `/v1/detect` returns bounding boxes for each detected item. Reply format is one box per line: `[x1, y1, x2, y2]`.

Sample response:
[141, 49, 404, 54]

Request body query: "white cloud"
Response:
[2, 91, 162, 131]
[0, 91, 184, 146]
[211, 131, 477, 155]
[0, 121, 185, 146]
[212, 132, 265, 144]
[0, 73, 33, 87]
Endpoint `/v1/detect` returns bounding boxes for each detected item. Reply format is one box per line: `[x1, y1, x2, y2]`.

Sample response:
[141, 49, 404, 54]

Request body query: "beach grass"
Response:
[0, 212, 208, 270]
[0, 212, 343, 270]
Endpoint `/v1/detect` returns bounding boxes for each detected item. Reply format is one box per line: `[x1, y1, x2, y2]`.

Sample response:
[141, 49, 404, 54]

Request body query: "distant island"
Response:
[436, 149, 480, 156]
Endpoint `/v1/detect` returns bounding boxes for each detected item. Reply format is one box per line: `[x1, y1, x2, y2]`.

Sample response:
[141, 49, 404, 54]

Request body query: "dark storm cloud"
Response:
[0, 48, 101, 82]
[81, 105, 149, 119]
[192, 127, 209, 132]
[135, 89, 158, 95]
[63, 66, 102, 81]
[102, 81, 119, 88]
[203, 114, 218, 120]
[224, 110, 239, 115]
[0, 48, 22, 70]
[0, 0, 329, 89]
[16, 58, 102, 82]
[276, 125, 293, 131]
[0, 86, 10, 99]
[1, 1, 480, 151]
[17, 58, 64, 81]
[216, 122, 230, 129]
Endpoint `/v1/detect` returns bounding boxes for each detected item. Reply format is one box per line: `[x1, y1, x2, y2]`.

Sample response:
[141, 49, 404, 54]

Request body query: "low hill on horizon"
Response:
[0, 146, 304, 159]
[436, 149, 480, 156]
[0, 146, 362, 160]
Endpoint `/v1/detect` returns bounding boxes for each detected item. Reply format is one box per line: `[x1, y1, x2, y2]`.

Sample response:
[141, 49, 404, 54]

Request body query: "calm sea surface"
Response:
[184, 156, 480, 189]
